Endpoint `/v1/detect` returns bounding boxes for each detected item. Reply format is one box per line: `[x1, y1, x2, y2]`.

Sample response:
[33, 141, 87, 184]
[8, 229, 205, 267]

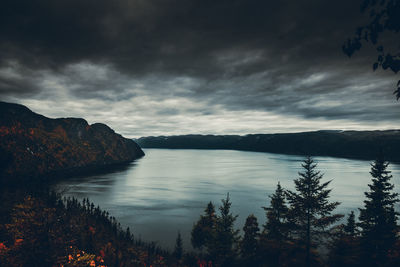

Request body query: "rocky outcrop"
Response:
[0, 101, 144, 180]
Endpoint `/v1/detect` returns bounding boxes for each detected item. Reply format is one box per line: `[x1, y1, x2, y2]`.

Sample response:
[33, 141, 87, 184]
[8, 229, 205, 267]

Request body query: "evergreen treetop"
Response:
[214, 193, 240, 266]
[241, 214, 260, 266]
[358, 157, 399, 265]
[263, 182, 290, 241]
[191, 201, 216, 250]
[343, 211, 357, 237]
[173, 231, 183, 260]
[286, 156, 343, 266]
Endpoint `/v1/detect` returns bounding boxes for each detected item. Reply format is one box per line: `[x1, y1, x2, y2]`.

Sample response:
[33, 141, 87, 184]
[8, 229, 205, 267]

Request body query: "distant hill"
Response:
[0, 101, 144, 181]
[137, 131, 400, 162]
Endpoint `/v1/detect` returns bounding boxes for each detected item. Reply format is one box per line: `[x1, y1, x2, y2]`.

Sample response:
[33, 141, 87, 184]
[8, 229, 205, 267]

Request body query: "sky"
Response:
[0, 0, 399, 138]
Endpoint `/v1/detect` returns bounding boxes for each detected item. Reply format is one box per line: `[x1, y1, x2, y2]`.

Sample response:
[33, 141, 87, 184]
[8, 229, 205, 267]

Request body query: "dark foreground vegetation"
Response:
[189, 157, 400, 267]
[0, 189, 175, 267]
[1, 156, 400, 266]
[137, 131, 400, 162]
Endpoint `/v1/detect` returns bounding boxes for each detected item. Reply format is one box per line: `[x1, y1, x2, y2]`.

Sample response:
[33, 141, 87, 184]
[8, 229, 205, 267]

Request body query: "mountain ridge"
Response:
[0, 101, 144, 182]
[137, 131, 400, 162]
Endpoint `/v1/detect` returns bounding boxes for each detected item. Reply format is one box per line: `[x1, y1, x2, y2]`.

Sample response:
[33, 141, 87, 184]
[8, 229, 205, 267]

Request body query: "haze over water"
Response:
[54, 149, 400, 249]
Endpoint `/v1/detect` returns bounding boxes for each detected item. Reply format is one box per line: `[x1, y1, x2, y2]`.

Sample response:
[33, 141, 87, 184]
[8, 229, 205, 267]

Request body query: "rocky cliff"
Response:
[0, 101, 144, 181]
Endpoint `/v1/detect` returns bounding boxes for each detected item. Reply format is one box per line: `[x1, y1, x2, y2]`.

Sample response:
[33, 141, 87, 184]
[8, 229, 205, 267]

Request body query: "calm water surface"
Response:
[53, 149, 400, 249]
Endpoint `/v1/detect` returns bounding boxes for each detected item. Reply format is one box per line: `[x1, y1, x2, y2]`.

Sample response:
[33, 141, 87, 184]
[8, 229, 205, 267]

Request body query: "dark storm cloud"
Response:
[0, 62, 43, 96]
[0, 0, 365, 77]
[192, 65, 400, 121]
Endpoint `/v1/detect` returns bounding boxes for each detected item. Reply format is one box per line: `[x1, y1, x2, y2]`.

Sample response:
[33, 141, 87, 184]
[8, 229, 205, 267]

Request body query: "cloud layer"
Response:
[0, 0, 399, 137]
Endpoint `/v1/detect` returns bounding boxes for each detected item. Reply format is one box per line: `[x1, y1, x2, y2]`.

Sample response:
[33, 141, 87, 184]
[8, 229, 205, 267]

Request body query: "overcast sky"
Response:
[1, 0, 399, 138]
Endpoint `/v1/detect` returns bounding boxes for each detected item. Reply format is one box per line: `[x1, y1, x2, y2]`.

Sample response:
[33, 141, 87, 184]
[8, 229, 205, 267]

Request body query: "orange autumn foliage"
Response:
[0, 242, 8, 252]
[1, 102, 144, 180]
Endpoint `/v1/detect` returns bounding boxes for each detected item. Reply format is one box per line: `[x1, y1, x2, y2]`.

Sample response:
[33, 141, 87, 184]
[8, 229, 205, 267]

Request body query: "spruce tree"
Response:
[174, 231, 183, 261]
[124, 227, 132, 242]
[263, 182, 290, 241]
[328, 211, 360, 267]
[191, 201, 216, 250]
[358, 157, 399, 265]
[214, 193, 240, 267]
[191, 196, 239, 265]
[259, 182, 292, 266]
[343, 211, 356, 237]
[241, 214, 260, 266]
[286, 156, 343, 267]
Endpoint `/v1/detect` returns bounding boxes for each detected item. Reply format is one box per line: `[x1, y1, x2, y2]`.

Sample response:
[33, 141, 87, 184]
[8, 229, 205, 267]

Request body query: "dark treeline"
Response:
[137, 131, 400, 162]
[189, 157, 400, 267]
[1, 156, 400, 266]
[0, 186, 205, 267]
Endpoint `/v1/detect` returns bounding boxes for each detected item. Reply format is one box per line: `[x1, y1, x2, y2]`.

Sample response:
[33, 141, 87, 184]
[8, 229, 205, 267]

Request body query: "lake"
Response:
[53, 149, 400, 249]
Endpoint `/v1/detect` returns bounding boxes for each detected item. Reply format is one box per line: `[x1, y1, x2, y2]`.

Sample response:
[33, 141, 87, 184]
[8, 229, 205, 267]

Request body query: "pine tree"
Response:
[125, 227, 132, 241]
[214, 193, 240, 267]
[328, 211, 360, 267]
[241, 214, 260, 266]
[191, 201, 216, 250]
[259, 182, 292, 266]
[173, 231, 183, 261]
[263, 182, 290, 241]
[358, 157, 399, 266]
[286, 156, 343, 267]
[343, 211, 357, 237]
[191, 195, 240, 266]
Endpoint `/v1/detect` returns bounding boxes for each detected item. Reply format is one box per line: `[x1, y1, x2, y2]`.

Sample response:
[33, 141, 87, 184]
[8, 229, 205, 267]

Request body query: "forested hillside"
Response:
[0, 101, 144, 182]
[137, 131, 400, 162]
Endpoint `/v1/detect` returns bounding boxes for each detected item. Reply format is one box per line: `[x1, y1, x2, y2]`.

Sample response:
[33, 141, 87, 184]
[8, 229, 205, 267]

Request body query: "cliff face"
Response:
[0, 101, 144, 180]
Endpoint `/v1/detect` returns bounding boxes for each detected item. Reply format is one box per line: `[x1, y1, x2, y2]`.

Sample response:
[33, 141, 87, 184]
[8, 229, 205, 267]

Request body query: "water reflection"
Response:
[53, 149, 400, 249]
